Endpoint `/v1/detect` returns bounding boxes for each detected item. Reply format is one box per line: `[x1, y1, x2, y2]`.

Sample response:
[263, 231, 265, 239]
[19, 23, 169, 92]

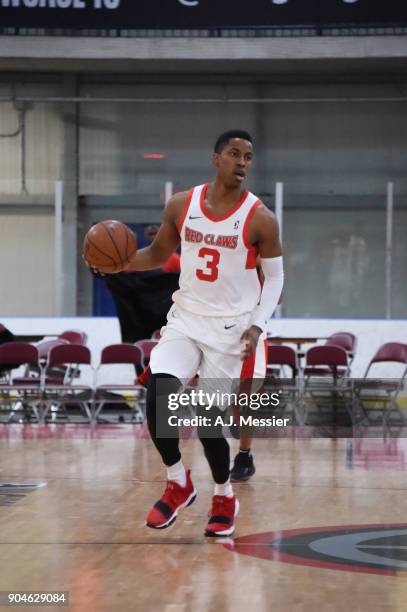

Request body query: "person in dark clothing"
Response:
[0, 323, 16, 380]
[104, 267, 180, 343]
[0, 324, 14, 345]
[103, 225, 181, 343]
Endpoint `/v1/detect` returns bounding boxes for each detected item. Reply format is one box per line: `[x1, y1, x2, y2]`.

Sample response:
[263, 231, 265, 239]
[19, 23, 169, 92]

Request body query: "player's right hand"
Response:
[240, 325, 262, 360]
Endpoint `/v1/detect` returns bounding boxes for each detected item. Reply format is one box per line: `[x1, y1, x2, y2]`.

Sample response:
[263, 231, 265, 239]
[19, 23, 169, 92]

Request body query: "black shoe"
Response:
[230, 452, 256, 482]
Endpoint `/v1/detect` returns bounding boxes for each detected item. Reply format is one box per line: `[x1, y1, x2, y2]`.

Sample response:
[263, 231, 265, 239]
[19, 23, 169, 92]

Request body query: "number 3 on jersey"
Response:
[196, 247, 220, 282]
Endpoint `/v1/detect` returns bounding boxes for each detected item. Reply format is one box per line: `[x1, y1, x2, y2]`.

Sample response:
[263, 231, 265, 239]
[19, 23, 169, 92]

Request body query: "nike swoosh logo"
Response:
[189, 215, 203, 220]
[224, 324, 237, 330]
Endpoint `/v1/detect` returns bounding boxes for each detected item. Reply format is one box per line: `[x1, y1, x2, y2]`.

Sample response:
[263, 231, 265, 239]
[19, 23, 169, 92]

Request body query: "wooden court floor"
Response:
[0, 425, 406, 612]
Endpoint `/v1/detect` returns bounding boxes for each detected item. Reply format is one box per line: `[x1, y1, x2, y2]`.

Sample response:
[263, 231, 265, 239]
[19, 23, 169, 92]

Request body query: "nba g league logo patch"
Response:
[223, 524, 407, 575]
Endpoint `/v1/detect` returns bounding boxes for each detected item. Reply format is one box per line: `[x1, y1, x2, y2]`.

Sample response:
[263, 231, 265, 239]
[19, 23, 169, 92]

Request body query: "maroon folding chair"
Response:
[0, 342, 41, 422]
[58, 329, 88, 346]
[302, 345, 351, 421]
[23, 338, 70, 382]
[24, 338, 85, 388]
[135, 339, 159, 368]
[267, 345, 298, 379]
[266, 344, 299, 417]
[47, 344, 92, 384]
[325, 332, 357, 366]
[99, 344, 144, 368]
[0, 342, 39, 380]
[305, 345, 349, 380]
[37, 338, 69, 362]
[42, 344, 93, 423]
[364, 343, 407, 378]
[326, 332, 356, 352]
[355, 343, 407, 422]
[151, 329, 162, 340]
[94, 344, 145, 423]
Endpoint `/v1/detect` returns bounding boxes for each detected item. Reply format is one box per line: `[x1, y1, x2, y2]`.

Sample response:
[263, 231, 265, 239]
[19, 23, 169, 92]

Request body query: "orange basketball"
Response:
[83, 220, 137, 274]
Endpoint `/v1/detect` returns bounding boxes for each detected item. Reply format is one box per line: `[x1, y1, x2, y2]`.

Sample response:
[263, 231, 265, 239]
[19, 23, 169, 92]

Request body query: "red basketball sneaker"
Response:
[205, 495, 240, 537]
[146, 469, 197, 529]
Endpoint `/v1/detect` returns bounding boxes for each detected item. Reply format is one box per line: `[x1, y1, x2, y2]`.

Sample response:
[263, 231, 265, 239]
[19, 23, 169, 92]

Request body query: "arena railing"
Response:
[1, 24, 407, 38]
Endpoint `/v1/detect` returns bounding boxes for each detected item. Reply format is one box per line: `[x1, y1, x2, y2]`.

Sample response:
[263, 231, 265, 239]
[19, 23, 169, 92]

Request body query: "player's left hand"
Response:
[240, 325, 262, 360]
[82, 254, 106, 277]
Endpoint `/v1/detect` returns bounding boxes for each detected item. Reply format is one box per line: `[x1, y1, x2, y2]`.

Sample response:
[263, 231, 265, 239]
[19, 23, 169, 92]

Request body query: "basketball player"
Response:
[122, 130, 283, 535]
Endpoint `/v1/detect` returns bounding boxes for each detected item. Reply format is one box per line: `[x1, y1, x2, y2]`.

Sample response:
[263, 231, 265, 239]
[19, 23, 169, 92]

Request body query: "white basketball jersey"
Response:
[172, 183, 262, 317]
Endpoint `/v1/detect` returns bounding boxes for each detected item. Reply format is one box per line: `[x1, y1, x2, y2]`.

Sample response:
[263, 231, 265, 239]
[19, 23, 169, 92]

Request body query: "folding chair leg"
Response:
[81, 402, 92, 423]
[41, 402, 53, 423]
[7, 400, 24, 423]
[386, 397, 404, 425]
[131, 406, 144, 424]
[93, 401, 105, 423]
[30, 403, 41, 423]
[296, 394, 308, 425]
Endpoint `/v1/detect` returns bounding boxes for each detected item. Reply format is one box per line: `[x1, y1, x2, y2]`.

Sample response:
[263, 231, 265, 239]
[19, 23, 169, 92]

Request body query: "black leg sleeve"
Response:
[196, 405, 230, 484]
[146, 373, 182, 467]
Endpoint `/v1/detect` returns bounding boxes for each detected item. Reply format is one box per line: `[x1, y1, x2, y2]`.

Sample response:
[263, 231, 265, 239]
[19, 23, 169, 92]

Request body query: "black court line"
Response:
[1, 478, 405, 492]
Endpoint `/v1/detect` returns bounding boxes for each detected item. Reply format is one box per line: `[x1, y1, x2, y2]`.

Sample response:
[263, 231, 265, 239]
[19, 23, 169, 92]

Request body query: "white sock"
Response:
[167, 460, 187, 487]
[214, 480, 234, 498]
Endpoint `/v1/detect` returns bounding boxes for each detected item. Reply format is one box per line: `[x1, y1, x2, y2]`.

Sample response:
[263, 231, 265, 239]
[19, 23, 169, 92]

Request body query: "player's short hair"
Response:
[214, 130, 253, 154]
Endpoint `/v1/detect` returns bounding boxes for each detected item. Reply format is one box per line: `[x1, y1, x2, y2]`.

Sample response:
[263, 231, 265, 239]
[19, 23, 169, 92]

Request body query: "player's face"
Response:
[213, 138, 253, 188]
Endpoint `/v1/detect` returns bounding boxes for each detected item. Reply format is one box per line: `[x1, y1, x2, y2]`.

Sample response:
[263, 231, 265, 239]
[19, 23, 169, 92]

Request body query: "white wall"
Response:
[0, 96, 62, 196]
[2, 317, 406, 381]
[0, 214, 55, 315]
[0, 103, 20, 194]
[26, 103, 63, 195]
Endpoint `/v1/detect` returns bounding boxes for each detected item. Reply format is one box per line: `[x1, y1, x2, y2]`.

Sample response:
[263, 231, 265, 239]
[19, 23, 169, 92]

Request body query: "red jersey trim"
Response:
[177, 188, 194, 235]
[238, 350, 256, 397]
[230, 341, 266, 419]
[199, 183, 249, 222]
[240, 350, 256, 380]
[243, 199, 262, 269]
[239, 339, 268, 380]
[242, 199, 262, 249]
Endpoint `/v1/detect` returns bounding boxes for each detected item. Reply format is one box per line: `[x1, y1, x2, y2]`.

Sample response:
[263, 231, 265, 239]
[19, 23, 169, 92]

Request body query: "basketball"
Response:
[83, 220, 137, 273]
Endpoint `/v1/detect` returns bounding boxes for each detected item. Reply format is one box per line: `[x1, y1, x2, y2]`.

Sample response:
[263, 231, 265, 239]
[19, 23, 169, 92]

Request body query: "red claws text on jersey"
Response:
[185, 226, 238, 249]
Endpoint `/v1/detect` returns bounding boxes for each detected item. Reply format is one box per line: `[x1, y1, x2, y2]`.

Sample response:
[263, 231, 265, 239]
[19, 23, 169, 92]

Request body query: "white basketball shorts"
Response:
[149, 304, 267, 386]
